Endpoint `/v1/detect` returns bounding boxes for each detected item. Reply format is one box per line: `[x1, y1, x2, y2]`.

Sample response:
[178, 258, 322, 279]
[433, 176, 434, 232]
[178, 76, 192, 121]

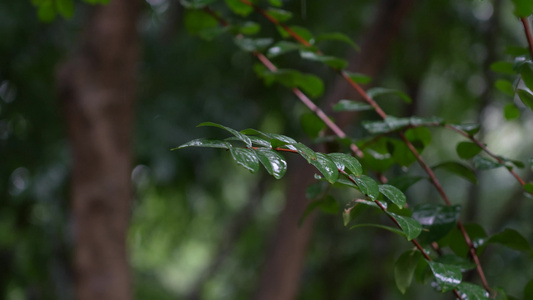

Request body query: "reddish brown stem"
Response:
[521, 18, 533, 58]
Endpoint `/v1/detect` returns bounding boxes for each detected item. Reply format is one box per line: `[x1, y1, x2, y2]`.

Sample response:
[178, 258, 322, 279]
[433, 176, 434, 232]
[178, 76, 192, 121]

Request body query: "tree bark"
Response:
[57, 0, 140, 299]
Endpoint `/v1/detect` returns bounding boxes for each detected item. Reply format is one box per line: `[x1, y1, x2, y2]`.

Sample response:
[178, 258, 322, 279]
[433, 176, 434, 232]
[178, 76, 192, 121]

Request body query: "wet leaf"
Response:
[412, 204, 461, 245]
[379, 184, 406, 209]
[472, 156, 503, 170]
[367, 87, 412, 103]
[229, 147, 260, 173]
[292, 142, 317, 162]
[434, 255, 476, 272]
[456, 282, 489, 300]
[327, 153, 363, 176]
[483, 228, 532, 254]
[198, 122, 252, 147]
[315, 32, 360, 51]
[299, 50, 348, 69]
[310, 153, 339, 184]
[255, 148, 287, 179]
[387, 213, 422, 241]
[354, 175, 380, 200]
[344, 71, 372, 84]
[495, 79, 515, 96]
[427, 261, 462, 292]
[267, 41, 300, 58]
[517, 89, 533, 110]
[174, 138, 229, 150]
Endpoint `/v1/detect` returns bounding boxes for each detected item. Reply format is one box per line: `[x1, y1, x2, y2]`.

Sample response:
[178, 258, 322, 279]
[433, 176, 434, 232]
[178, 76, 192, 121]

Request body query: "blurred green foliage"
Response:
[1, 0, 533, 299]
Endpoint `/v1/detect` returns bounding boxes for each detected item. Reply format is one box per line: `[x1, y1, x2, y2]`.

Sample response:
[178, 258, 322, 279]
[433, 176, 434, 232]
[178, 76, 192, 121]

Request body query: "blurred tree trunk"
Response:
[57, 0, 140, 299]
[254, 1, 413, 299]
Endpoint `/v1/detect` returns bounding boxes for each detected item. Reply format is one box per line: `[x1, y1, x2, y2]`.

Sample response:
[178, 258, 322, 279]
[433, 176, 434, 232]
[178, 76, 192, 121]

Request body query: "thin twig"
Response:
[521, 18, 533, 58]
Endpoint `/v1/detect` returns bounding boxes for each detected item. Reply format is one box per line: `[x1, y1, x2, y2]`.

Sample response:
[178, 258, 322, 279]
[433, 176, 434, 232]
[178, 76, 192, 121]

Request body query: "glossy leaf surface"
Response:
[379, 184, 406, 209]
[174, 138, 229, 149]
[327, 153, 363, 176]
[198, 122, 252, 147]
[255, 148, 287, 179]
[354, 175, 380, 200]
[433, 162, 477, 184]
[229, 147, 260, 173]
[412, 204, 461, 245]
[427, 261, 462, 292]
[332, 100, 373, 112]
[310, 153, 339, 184]
[456, 282, 489, 300]
[394, 250, 422, 294]
[387, 213, 422, 241]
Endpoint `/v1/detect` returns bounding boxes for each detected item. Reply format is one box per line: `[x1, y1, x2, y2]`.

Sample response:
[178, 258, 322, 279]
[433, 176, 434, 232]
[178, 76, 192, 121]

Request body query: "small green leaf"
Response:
[299, 50, 348, 69]
[511, 0, 533, 17]
[315, 32, 360, 51]
[174, 138, 229, 150]
[297, 73, 325, 98]
[456, 282, 490, 300]
[255, 148, 287, 179]
[184, 10, 219, 37]
[449, 123, 480, 136]
[300, 113, 325, 138]
[350, 223, 405, 237]
[439, 223, 487, 258]
[472, 156, 504, 170]
[433, 162, 477, 184]
[229, 147, 260, 173]
[412, 204, 461, 245]
[309, 153, 339, 184]
[505, 45, 530, 56]
[525, 183, 533, 193]
[292, 142, 317, 162]
[435, 255, 476, 272]
[427, 261, 462, 292]
[484, 228, 532, 254]
[268, 0, 282, 7]
[225, 0, 253, 16]
[367, 87, 412, 103]
[267, 41, 300, 58]
[332, 100, 373, 112]
[520, 64, 533, 91]
[266, 8, 293, 22]
[517, 89, 533, 110]
[405, 127, 432, 148]
[456, 141, 482, 159]
[387, 213, 422, 241]
[504, 103, 520, 120]
[379, 184, 406, 209]
[344, 71, 372, 84]
[394, 250, 423, 294]
[354, 175, 380, 200]
[37, 0, 56, 22]
[525, 278, 533, 300]
[490, 61, 515, 75]
[56, 0, 74, 18]
[248, 136, 271, 147]
[495, 79, 515, 96]
[198, 122, 252, 147]
[327, 153, 363, 176]
[238, 21, 261, 35]
[363, 116, 442, 135]
[235, 37, 273, 52]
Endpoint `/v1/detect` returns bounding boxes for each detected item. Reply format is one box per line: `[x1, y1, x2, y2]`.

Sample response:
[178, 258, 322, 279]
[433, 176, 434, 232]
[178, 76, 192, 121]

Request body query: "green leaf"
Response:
[350, 223, 405, 237]
[327, 153, 363, 176]
[354, 175, 380, 200]
[504, 103, 520, 120]
[235, 37, 273, 52]
[433, 162, 477, 184]
[332, 100, 373, 112]
[267, 0, 282, 7]
[240, 128, 297, 147]
[387, 213, 422, 241]
[225, 0, 253, 16]
[495, 79, 515, 96]
[174, 138, 229, 150]
[525, 279, 533, 300]
[394, 250, 423, 294]
[179, 0, 217, 8]
[389, 139, 417, 167]
[248, 136, 271, 147]
[359, 138, 395, 172]
[367, 87, 412, 103]
[287, 25, 313, 42]
[439, 223, 487, 257]
[238, 21, 261, 35]
[292, 142, 317, 162]
[183, 10, 221, 40]
[404, 127, 432, 148]
[520, 64, 533, 91]
[266, 8, 293, 22]
[456, 141, 482, 159]
[299, 50, 348, 69]
[505, 45, 530, 56]
[517, 89, 533, 110]
[344, 71, 372, 84]
[363, 116, 442, 134]
[267, 41, 300, 58]
[427, 261, 462, 292]
[412, 204, 461, 245]
[511, 0, 533, 17]
[472, 156, 503, 170]
[198, 122, 252, 147]
[309, 153, 339, 184]
[379, 184, 406, 209]
[484, 228, 532, 254]
[56, 0, 74, 18]
[297, 73, 325, 98]
[434, 255, 476, 272]
[449, 123, 480, 136]
[255, 148, 287, 179]
[490, 61, 515, 75]
[525, 183, 533, 193]
[37, 0, 56, 22]
[315, 32, 360, 51]
[456, 282, 490, 300]
[229, 147, 260, 173]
